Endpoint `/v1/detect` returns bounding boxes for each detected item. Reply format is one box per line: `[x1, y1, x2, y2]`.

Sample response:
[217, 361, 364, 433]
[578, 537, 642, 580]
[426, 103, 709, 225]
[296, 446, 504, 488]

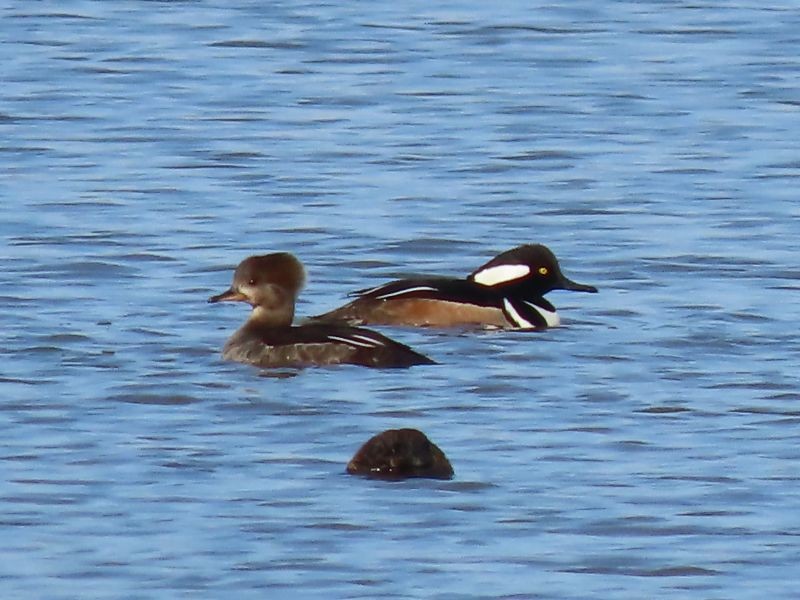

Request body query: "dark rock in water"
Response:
[346, 428, 454, 480]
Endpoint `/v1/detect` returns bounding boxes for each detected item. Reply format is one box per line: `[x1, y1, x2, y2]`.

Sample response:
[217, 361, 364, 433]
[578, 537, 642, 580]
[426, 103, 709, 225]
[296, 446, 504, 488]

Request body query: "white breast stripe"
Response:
[502, 298, 535, 329]
[523, 300, 561, 327]
[327, 335, 378, 348]
[523, 300, 560, 327]
[472, 264, 531, 287]
[375, 285, 439, 300]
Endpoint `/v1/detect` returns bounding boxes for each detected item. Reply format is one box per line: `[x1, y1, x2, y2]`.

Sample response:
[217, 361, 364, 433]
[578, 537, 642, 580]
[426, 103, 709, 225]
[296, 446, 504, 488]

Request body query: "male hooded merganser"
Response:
[208, 253, 434, 369]
[346, 428, 454, 480]
[310, 244, 597, 330]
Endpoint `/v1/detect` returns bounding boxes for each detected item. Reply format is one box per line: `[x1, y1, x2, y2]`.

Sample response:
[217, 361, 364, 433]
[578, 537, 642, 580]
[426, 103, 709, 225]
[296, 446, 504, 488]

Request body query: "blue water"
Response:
[2, 2, 800, 598]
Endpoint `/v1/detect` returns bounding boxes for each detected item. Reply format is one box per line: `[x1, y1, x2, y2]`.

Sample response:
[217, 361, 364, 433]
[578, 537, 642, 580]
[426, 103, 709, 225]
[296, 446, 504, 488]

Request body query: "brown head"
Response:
[208, 253, 306, 326]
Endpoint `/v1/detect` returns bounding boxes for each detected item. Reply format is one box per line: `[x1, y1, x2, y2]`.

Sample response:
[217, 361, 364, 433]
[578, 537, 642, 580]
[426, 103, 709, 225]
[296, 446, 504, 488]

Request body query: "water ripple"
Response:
[2, 2, 800, 599]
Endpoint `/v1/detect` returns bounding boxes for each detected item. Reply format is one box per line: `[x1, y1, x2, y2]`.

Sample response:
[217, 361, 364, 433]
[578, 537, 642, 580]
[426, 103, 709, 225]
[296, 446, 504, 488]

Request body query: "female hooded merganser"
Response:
[311, 244, 597, 330]
[346, 428, 454, 480]
[209, 253, 435, 369]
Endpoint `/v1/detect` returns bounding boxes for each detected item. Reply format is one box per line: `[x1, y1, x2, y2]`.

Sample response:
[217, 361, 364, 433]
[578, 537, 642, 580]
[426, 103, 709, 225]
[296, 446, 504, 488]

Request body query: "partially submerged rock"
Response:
[347, 428, 454, 480]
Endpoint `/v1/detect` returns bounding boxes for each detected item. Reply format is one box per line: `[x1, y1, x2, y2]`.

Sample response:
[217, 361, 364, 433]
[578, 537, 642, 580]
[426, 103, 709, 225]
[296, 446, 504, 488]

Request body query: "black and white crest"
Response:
[470, 263, 532, 287]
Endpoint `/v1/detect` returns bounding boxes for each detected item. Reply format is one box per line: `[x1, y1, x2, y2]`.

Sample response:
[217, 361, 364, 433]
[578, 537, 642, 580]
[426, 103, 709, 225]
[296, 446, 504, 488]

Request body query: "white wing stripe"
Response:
[375, 285, 439, 300]
[349, 333, 385, 346]
[327, 335, 379, 348]
[356, 285, 383, 296]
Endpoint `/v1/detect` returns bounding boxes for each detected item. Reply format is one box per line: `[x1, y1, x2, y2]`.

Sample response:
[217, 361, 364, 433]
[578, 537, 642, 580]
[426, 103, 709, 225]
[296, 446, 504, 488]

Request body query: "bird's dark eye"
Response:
[248, 278, 257, 286]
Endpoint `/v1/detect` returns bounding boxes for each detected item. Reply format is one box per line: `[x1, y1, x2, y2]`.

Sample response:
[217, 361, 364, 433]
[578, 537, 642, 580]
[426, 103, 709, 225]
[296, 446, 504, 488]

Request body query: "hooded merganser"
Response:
[208, 253, 435, 369]
[346, 428, 454, 480]
[310, 244, 597, 330]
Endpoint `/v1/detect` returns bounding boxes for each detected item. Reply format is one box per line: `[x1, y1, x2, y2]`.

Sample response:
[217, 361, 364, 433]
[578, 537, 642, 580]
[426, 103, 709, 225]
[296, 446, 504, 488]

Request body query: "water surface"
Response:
[2, 2, 800, 598]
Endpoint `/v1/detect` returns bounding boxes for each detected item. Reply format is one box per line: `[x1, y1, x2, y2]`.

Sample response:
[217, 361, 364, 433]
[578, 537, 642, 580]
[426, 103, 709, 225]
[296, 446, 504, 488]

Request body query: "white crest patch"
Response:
[472, 264, 531, 287]
[375, 285, 438, 300]
[522, 300, 560, 327]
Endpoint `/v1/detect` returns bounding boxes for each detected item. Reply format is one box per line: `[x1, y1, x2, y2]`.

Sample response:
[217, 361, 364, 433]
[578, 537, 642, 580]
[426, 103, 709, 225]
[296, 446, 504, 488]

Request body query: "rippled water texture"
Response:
[2, 2, 800, 598]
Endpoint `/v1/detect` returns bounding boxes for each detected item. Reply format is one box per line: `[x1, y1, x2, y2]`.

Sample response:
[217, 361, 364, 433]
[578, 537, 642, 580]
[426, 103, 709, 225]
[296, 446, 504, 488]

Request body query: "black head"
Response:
[468, 244, 597, 295]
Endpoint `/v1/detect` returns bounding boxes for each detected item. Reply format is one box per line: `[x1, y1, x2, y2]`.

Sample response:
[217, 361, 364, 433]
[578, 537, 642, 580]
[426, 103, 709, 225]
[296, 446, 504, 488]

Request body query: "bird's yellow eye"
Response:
[538, 267, 548, 276]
